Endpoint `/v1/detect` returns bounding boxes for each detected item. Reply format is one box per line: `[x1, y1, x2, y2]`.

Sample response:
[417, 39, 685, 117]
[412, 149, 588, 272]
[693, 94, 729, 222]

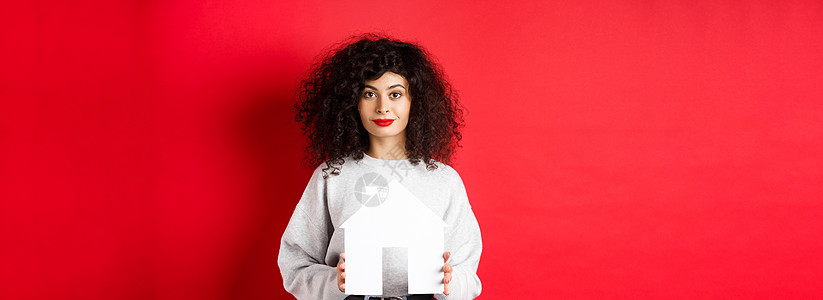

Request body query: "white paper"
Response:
[341, 179, 446, 295]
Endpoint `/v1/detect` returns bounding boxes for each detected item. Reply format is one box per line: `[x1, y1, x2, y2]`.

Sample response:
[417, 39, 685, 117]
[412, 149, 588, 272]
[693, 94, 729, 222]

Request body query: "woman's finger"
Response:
[337, 253, 347, 292]
[443, 252, 452, 295]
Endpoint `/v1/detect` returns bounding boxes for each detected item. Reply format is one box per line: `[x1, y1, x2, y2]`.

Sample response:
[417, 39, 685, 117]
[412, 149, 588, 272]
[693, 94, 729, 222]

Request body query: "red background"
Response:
[2, 1, 822, 299]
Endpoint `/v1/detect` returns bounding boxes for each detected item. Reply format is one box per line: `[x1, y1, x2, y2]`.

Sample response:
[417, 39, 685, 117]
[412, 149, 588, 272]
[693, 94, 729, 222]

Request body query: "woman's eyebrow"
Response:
[364, 84, 406, 90]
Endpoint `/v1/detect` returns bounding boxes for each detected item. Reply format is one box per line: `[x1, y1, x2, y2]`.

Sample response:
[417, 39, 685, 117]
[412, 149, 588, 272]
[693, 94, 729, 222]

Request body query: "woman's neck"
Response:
[366, 133, 408, 160]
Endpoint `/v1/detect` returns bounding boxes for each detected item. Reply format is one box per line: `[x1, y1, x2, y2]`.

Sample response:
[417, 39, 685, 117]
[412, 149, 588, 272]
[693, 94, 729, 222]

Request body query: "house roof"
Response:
[341, 179, 447, 229]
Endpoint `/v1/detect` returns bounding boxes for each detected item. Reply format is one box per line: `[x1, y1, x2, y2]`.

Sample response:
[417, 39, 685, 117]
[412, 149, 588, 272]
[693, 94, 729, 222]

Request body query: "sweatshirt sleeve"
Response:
[436, 169, 483, 300]
[278, 166, 347, 300]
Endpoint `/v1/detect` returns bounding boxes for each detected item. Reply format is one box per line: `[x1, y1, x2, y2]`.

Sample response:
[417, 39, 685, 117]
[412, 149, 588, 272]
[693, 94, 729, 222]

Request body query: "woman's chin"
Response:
[366, 130, 404, 139]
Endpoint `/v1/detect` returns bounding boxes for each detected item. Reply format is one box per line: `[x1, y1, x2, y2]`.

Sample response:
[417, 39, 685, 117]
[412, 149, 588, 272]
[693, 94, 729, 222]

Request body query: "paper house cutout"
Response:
[341, 177, 447, 295]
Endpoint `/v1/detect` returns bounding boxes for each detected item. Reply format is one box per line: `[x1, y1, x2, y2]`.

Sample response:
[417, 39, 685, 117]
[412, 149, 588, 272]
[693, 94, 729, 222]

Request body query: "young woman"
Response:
[278, 35, 482, 300]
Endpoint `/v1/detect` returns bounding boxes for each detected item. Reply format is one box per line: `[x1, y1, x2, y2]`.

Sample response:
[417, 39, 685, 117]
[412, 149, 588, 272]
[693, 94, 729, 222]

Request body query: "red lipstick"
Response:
[372, 119, 394, 127]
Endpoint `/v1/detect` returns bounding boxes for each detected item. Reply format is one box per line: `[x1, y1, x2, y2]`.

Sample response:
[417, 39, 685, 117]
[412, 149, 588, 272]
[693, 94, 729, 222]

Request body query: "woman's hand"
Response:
[443, 252, 453, 295]
[337, 253, 346, 292]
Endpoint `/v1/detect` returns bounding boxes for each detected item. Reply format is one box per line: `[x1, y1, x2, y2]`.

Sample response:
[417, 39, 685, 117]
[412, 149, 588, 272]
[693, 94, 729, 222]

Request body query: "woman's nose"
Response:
[376, 97, 390, 114]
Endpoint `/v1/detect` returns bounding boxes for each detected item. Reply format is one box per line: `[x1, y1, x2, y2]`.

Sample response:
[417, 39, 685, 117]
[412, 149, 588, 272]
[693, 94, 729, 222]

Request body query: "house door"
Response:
[382, 247, 409, 296]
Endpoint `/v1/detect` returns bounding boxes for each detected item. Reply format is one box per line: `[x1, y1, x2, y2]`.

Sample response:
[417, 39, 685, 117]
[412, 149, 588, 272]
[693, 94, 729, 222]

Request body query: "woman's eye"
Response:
[364, 91, 375, 98]
[390, 92, 401, 99]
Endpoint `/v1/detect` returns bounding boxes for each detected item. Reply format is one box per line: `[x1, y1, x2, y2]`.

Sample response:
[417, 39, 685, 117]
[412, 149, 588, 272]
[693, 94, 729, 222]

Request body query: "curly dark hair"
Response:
[295, 34, 465, 178]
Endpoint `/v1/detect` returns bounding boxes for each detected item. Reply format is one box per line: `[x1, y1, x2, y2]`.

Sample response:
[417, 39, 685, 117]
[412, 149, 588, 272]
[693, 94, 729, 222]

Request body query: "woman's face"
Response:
[357, 72, 412, 140]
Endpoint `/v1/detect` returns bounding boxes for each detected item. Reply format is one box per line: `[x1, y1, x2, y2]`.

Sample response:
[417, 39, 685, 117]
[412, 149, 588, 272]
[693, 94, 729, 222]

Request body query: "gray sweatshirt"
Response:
[278, 153, 482, 300]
